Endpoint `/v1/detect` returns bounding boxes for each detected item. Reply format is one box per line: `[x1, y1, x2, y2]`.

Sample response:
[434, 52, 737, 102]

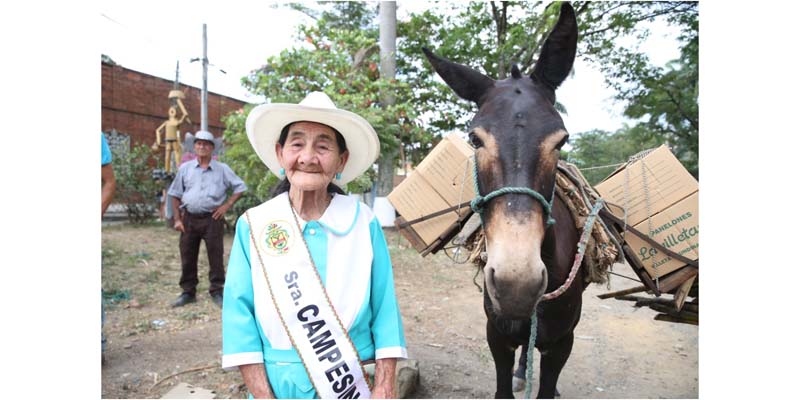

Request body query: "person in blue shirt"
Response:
[168, 130, 247, 308]
[222, 92, 407, 398]
[101, 132, 116, 216]
[101, 132, 116, 365]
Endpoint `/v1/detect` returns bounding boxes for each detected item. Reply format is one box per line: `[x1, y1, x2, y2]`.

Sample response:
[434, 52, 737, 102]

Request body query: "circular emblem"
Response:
[263, 220, 292, 256]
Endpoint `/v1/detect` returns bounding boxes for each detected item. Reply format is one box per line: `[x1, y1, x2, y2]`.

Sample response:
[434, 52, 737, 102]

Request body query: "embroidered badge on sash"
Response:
[264, 221, 292, 256]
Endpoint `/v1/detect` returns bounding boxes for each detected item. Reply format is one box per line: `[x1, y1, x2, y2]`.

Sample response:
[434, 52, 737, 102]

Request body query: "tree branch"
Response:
[519, 13, 550, 73]
[490, 1, 509, 78]
[513, 45, 529, 61]
[582, 4, 693, 38]
[587, 2, 629, 23]
[575, 1, 591, 15]
[149, 364, 218, 391]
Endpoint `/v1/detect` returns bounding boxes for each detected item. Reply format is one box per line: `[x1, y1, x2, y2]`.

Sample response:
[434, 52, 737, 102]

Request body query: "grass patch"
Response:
[177, 310, 209, 322]
[130, 319, 155, 336]
[103, 222, 227, 335]
[103, 288, 131, 304]
[140, 269, 162, 284]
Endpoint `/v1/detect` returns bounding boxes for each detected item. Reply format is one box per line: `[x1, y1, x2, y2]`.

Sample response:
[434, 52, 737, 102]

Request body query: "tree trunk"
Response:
[376, 1, 397, 196]
[490, 1, 509, 79]
[377, 150, 396, 197]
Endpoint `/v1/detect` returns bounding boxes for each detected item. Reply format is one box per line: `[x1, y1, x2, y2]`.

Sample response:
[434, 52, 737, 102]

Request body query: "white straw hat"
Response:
[245, 92, 380, 186]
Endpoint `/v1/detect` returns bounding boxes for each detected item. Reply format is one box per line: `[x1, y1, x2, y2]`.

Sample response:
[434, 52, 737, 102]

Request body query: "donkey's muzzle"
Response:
[484, 262, 547, 319]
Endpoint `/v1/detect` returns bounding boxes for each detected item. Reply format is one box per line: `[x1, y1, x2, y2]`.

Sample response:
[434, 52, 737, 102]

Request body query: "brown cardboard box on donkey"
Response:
[388, 134, 475, 251]
[595, 145, 698, 226]
[595, 145, 699, 283]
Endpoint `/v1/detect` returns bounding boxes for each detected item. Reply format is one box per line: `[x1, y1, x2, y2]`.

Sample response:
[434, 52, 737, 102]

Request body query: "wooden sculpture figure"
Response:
[153, 90, 191, 173]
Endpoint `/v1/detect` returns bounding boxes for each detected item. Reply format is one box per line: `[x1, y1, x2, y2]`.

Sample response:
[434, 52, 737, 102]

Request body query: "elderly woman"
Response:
[222, 92, 407, 399]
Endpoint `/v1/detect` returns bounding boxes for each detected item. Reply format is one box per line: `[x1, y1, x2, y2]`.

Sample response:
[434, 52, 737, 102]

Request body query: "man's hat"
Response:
[245, 92, 380, 186]
[194, 130, 215, 145]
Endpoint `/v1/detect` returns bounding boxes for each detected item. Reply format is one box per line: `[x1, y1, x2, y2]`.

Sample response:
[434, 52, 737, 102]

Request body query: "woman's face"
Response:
[276, 121, 349, 192]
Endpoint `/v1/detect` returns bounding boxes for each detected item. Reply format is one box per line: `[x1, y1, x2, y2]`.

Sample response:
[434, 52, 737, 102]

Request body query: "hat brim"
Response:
[246, 103, 380, 187]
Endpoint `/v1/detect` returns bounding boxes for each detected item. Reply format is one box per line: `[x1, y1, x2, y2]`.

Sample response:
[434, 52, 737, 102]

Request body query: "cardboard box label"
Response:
[626, 192, 699, 278]
[595, 145, 698, 226]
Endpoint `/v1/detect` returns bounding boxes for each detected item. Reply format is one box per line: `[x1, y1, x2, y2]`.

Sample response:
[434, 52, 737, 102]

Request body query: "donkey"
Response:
[423, 3, 584, 398]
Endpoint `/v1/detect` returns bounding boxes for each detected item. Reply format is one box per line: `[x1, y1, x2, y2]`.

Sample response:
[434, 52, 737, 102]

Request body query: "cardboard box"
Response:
[414, 134, 476, 206]
[595, 145, 698, 226]
[388, 134, 475, 247]
[625, 192, 699, 278]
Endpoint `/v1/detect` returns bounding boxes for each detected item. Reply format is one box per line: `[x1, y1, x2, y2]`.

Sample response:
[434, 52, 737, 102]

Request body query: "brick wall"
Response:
[101, 61, 250, 149]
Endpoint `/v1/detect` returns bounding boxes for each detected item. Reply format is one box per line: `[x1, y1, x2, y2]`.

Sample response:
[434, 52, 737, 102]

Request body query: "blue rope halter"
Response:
[469, 153, 557, 226]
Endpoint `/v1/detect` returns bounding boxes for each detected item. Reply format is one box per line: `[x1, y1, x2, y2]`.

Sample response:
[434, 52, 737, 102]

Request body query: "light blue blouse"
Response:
[222, 199, 407, 399]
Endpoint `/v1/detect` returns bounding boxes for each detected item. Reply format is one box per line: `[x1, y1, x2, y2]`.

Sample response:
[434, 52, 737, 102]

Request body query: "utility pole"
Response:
[191, 24, 226, 138]
[371, 1, 398, 226]
[201, 23, 208, 132]
[376, 1, 397, 197]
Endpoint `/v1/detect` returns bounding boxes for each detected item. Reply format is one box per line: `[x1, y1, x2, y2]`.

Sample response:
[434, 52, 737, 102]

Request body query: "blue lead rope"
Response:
[524, 312, 538, 399]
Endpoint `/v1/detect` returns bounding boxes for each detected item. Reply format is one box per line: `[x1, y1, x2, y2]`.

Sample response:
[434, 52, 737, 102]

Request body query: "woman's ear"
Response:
[275, 142, 286, 167]
[338, 150, 350, 172]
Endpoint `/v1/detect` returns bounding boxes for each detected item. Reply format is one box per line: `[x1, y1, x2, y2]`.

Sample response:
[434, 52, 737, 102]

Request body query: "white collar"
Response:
[283, 193, 360, 236]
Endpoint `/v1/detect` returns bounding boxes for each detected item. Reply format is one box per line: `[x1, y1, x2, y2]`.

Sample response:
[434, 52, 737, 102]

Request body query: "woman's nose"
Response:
[298, 145, 316, 163]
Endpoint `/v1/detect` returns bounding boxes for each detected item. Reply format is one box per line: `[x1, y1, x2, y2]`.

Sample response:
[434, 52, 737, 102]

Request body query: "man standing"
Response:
[168, 130, 247, 308]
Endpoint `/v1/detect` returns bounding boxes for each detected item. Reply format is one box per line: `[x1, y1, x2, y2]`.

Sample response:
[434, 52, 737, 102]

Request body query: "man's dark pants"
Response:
[179, 212, 225, 296]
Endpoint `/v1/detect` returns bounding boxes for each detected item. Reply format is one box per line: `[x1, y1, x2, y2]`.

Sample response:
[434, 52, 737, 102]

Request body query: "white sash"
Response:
[246, 195, 371, 399]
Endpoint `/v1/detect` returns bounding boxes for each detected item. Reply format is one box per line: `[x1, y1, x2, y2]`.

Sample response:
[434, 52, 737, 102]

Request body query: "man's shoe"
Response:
[172, 293, 196, 307]
[211, 293, 223, 308]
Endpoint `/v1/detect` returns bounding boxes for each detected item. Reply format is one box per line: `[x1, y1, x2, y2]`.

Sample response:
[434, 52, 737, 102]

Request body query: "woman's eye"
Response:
[469, 132, 483, 148]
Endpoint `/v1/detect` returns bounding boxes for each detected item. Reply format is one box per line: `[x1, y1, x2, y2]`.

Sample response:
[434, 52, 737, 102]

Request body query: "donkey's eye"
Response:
[469, 132, 484, 149]
[555, 134, 569, 150]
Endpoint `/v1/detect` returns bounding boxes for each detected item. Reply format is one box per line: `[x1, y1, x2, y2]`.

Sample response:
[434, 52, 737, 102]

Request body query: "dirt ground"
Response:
[101, 222, 698, 399]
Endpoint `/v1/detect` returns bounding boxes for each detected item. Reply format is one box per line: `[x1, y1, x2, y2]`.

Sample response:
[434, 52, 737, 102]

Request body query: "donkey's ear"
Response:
[422, 47, 495, 105]
[531, 2, 578, 91]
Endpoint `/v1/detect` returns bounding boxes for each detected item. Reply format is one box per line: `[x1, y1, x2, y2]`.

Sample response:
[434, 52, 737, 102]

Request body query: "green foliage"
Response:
[619, 26, 698, 177]
[399, 1, 699, 177]
[110, 144, 162, 224]
[397, 2, 697, 153]
[576, 1, 699, 177]
[346, 172, 374, 194]
[225, 1, 699, 191]
[566, 128, 661, 185]
[221, 106, 277, 219]
[224, 3, 430, 200]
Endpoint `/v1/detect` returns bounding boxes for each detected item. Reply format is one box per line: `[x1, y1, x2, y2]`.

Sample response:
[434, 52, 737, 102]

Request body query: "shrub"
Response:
[111, 144, 163, 224]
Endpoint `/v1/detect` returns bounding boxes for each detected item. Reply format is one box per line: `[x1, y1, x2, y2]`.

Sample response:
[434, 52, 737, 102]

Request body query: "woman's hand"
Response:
[371, 358, 397, 399]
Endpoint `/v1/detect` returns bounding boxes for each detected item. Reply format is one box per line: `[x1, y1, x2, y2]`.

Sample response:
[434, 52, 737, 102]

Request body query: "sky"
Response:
[97, 0, 681, 136]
